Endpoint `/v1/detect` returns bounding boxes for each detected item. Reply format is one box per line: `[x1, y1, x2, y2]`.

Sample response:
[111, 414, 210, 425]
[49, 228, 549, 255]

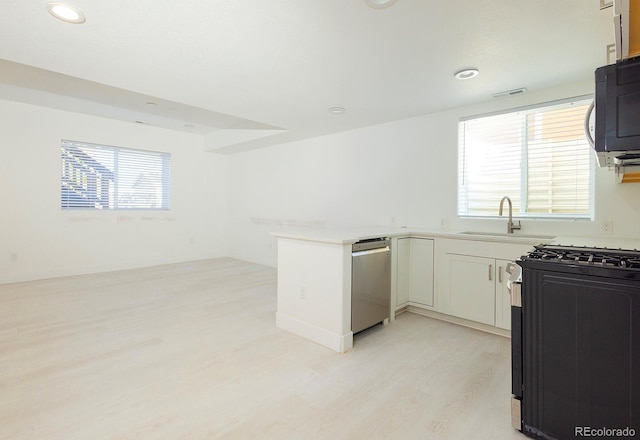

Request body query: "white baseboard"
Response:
[404, 306, 511, 338]
[276, 312, 353, 353]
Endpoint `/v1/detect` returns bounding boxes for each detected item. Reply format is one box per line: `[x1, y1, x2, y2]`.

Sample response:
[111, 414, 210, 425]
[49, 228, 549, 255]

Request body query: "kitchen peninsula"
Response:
[272, 226, 553, 353]
[272, 227, 401, 353]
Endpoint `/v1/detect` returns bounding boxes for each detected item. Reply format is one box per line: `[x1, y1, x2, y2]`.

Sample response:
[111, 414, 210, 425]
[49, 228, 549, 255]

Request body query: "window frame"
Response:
[61, 139, 172, 211]
[457, 96, 595, 221]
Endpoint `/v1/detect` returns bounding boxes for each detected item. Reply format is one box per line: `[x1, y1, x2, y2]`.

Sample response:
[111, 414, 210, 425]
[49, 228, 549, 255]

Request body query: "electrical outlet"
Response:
[299, 287, 306, 300]
[9, 253, 18, 263]
[600, 220, 613, 235]
[440, 218, 451, 230]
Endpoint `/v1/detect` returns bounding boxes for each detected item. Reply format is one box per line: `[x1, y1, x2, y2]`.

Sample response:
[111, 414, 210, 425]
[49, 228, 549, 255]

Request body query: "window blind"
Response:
[61, 140, 171, 210]
[458, 98, 593, 219]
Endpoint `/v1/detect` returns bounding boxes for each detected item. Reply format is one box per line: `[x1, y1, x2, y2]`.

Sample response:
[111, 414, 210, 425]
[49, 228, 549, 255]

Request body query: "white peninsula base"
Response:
[274, 237, 354, 353]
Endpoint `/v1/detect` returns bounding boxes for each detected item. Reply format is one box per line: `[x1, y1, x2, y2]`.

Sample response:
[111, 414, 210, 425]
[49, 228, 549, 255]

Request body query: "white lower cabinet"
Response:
[396, 238, 434, 308]
[446, 254, 496, 325]
[397, 237, 534, 332]
[444, 254, 515, 327]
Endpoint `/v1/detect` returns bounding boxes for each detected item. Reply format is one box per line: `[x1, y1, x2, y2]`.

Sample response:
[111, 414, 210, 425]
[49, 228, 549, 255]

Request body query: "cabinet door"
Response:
[395, 238, 434, 307]
[409, 238, 434, 307]
[495, 259, 512, 330]
[447, 254, 495, 325]
[396, 238, 411, 306]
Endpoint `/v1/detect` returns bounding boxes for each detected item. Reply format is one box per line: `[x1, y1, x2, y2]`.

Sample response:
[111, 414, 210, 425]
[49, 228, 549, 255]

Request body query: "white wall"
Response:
[4, 79, 640, 281]
[0, 99, 229, 283]
[228, 80, 640, 267]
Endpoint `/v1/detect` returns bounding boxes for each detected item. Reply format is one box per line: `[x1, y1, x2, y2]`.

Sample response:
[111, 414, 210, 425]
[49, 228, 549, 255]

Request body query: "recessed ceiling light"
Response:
[454, 68, 479, 80]
[146, 102, 158, 107]
[329, 107, 346, 114]
[47, 2, 86, 24]
[184, 124, 196, 128]
[365, 0, 400, 9]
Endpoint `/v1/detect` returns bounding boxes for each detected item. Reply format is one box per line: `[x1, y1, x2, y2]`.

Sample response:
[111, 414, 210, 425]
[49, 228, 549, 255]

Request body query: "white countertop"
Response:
[270, 225, 409, 244]
[270, 225, 556, 245]
[271, 226, 640, 249]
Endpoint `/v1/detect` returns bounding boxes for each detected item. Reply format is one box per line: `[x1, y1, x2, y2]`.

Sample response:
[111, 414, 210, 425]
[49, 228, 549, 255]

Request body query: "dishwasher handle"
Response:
[352, 238, 390, 253]
[352, 247, 390, 257]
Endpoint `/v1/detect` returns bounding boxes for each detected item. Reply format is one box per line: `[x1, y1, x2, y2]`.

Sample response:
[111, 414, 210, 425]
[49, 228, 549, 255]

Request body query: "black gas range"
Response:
[510, 244, 640, 440]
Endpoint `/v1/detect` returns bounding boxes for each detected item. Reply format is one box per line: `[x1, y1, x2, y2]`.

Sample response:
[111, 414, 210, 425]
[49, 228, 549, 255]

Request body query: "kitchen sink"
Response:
[458, 231, 555, 240]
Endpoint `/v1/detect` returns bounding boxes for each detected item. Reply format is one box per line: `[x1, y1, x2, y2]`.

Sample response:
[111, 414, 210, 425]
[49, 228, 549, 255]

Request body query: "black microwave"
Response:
[594, 56, 640, 167]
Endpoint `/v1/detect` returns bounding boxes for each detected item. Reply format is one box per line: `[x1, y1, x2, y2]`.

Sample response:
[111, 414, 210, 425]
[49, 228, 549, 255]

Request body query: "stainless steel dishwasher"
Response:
[351, 238, 391, 334]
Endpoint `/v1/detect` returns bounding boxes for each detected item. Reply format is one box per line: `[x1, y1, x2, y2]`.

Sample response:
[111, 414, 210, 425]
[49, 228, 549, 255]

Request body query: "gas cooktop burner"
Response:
[524, 244, 640, 269]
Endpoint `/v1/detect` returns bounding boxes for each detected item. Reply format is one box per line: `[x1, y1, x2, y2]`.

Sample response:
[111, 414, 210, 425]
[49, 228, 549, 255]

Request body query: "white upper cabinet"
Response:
[612, 0, 640, 60]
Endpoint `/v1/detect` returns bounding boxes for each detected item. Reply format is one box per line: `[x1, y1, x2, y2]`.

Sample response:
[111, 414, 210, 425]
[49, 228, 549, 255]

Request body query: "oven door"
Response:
[517, 262, 640, 440]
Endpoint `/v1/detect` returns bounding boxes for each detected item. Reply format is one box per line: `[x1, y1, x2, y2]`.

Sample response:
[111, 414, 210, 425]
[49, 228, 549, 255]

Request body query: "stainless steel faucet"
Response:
[499, 196, 521, 234]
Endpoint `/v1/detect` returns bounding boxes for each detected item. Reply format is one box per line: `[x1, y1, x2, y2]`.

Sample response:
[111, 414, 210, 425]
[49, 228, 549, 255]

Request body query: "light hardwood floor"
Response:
[0, 258, 525, 440]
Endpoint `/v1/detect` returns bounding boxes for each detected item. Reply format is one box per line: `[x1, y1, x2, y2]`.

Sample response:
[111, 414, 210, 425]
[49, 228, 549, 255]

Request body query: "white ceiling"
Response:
[0, 0, 613, 153]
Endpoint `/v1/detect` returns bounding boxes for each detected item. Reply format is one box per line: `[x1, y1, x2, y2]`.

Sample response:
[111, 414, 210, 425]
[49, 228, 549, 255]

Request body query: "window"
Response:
[61, 140, 171, 210]
[457, 98, 593, 220]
